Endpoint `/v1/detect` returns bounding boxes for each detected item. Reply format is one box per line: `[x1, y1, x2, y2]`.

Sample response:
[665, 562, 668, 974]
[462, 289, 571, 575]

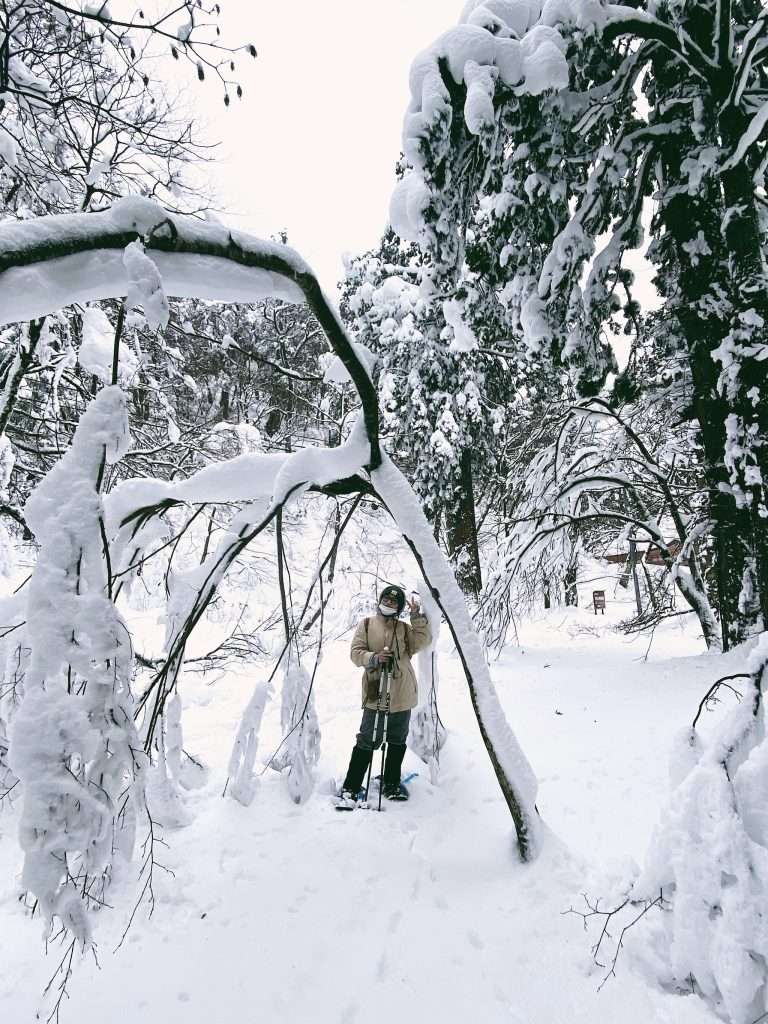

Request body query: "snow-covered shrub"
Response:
[629, 637, 768, 1023]
[7, 387, 142, 949]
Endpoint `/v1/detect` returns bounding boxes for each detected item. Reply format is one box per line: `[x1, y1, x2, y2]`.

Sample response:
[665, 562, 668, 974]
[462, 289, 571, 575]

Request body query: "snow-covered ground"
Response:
[0, 586, 740, 1023]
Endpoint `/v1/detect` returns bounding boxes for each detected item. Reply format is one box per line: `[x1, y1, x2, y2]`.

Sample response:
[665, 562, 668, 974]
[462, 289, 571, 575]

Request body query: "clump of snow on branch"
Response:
[402, 2, 570, 178]
[0, 198, 309, 325]
[78, 305, 139, 382]
[8, 386, 141, 950]
[275, 657, 321, 804]
[227, 681, 271, 806]
[0, 125, 18, 169]
[123, 240, 169, 330]
[146, 692, 193, 827]
[408, 586, 446, 781]
[442, 298, 478, 353]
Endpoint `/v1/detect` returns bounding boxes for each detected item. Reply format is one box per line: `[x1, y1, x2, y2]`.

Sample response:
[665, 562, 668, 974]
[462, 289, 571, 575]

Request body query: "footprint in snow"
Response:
[467, 929, 484, 950]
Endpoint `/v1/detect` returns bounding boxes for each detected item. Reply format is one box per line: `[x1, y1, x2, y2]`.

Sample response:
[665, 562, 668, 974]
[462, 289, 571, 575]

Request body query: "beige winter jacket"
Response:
[350, 612, 432, 712]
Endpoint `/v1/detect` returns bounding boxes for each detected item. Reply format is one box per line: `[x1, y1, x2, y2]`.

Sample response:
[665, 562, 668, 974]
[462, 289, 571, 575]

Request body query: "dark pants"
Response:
[342, 709, 411, 793]
[355, 708, 411, 751]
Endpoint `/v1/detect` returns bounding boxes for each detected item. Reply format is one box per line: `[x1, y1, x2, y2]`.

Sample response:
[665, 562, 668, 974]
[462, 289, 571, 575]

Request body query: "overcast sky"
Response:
[197, 2, 457, 294]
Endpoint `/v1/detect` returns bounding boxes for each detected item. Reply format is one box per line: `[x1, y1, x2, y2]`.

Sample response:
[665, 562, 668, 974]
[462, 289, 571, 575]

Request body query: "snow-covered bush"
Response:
[627, 638, 768, 1022]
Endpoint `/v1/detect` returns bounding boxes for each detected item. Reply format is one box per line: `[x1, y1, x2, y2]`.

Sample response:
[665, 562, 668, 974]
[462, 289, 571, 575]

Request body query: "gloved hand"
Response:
[376, 648, 393, 668]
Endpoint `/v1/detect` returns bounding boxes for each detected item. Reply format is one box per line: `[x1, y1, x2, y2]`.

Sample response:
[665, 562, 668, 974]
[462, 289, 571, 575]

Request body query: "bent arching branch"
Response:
[0, 200, 540, 861]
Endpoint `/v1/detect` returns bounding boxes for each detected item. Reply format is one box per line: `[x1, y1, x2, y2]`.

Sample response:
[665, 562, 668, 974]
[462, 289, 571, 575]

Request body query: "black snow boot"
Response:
[342, 745, 372, 796]
[383, 742, 409, 800]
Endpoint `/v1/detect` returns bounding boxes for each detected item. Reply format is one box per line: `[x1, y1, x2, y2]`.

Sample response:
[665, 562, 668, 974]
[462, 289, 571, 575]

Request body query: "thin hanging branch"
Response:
[110, 300, 126, 386]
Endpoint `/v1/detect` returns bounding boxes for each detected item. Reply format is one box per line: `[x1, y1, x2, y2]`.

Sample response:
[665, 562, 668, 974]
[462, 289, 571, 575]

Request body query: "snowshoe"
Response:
[383, 781, 409, 801]
[334, 787, 364, 811]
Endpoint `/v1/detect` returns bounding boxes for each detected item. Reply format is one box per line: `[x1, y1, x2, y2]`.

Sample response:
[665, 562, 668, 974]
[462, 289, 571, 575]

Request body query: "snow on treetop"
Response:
[394, 0, 578, 243]
[402, 0, 646, 182]
[404, 2, 570, 146]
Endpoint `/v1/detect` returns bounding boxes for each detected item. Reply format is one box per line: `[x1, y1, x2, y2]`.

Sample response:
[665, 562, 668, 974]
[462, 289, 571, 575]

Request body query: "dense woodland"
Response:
[1, 2, 768, 1023]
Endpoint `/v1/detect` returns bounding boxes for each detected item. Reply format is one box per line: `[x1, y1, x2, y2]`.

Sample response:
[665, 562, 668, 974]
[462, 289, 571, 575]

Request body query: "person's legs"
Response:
[383, 711, 411, 795]
[385, 710, 411, 747]
[342, 709, 377, 794]
[355, 709, 378, 751]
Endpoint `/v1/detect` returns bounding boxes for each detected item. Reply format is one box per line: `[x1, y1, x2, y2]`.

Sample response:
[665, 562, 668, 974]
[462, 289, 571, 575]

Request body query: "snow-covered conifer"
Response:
[387, 0, 768, 647]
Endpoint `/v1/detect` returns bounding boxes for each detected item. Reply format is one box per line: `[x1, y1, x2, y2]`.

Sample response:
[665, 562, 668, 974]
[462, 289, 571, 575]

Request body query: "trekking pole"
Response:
[377, 670, 392, 813]
[364, 649, 392, 810]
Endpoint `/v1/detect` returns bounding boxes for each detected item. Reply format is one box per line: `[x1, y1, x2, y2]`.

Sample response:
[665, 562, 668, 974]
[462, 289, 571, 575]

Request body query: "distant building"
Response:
[604, 540, 686, 567]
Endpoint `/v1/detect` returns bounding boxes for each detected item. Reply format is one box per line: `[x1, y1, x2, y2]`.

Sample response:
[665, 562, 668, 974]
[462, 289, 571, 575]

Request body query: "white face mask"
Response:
[378, 602, 398, 617]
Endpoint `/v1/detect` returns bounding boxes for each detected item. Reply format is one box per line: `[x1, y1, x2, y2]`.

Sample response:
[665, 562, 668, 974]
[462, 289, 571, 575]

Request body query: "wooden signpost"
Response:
[593, 590, 606, 615]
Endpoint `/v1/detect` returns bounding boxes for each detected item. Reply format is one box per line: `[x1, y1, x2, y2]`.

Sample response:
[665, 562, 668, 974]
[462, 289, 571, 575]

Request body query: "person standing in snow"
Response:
[338, 584, 431, 806]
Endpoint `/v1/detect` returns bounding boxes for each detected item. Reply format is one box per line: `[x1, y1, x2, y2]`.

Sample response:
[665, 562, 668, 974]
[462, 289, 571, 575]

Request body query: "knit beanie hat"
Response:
[378, 584, 406, 615]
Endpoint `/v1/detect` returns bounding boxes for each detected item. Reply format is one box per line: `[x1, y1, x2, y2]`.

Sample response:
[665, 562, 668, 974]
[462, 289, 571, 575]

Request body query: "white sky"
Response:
[177, 0, 656, 360]
[195, 2, 458, 294]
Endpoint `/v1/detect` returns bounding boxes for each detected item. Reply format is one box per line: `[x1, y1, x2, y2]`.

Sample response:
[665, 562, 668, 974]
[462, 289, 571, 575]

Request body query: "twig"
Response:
[42, 935, 79, 1024]
[563, 890, 666, 989]
[114, 795, 173, 953]
[692, 674, 749, 730]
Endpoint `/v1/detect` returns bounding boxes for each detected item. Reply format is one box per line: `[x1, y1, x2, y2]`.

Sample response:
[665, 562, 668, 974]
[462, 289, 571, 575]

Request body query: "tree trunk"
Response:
[657, 148, 758, 648]
[446, 447, 482, 597]
[716, 103, 768, 642]
[563, 558, 578, 607]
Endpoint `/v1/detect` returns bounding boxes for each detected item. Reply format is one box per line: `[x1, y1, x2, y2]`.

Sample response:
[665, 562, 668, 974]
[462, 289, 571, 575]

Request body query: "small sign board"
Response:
[592, 590, 606, 615]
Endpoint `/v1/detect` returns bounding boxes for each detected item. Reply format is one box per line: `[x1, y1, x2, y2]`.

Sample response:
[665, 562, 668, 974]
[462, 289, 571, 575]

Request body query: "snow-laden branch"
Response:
[9, 387, 141, 950]
[372, 455, 540, 860]
[720, 99, 768, 172]
[131, 424, 370, 745]
[600, 5, 718, 82]
[0, 197, 381, 468]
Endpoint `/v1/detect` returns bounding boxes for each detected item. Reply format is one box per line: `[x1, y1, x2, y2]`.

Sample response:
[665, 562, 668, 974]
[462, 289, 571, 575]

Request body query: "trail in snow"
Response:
[0, 602, 725, 1023]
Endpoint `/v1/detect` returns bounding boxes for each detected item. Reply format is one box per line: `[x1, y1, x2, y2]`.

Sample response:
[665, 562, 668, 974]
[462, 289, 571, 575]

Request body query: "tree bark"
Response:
[446, 447, 482, 597]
